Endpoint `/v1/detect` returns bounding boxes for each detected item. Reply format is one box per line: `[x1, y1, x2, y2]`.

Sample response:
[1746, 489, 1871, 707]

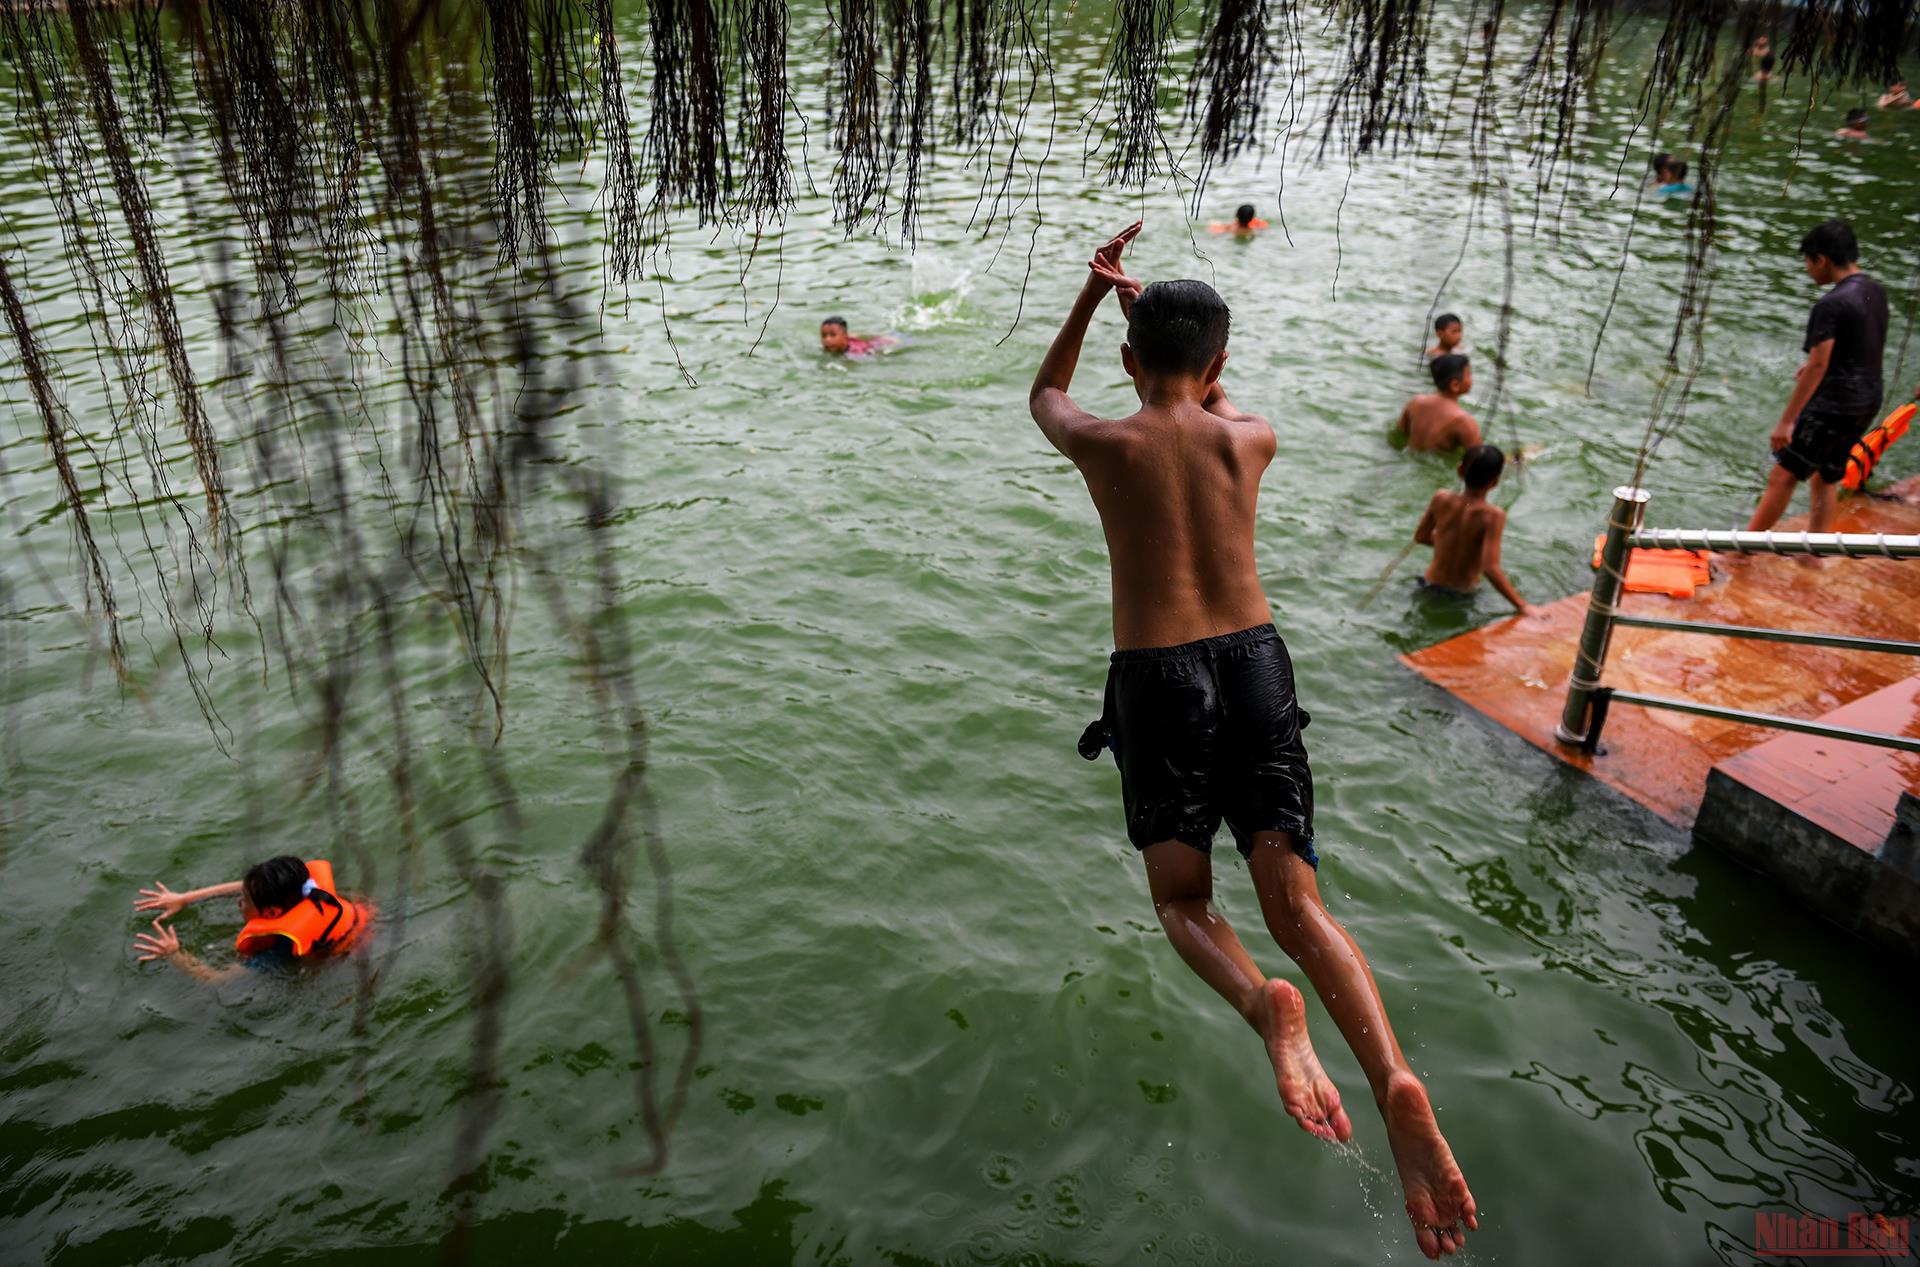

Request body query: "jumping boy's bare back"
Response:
[1031, 223, 1478, 1260]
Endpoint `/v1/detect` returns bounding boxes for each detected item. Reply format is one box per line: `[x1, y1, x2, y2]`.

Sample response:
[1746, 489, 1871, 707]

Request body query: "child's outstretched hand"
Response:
[134, 882, 188, 922]
[134, 918, 180, 963]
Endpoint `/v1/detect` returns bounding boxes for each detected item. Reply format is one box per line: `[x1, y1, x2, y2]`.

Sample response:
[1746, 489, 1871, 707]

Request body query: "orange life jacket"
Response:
[234, 859, 372, 958]
[1843, 403, 1914, 492]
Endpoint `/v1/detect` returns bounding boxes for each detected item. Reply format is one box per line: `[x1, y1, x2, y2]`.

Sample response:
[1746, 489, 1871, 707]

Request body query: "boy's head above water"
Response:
[819, 316, 850, 354]
[241, 854, 310, 919]
[1843, 108, 1869, 131]
[1429, 352, 1471, 397]
[1459, 443, 1505, 491]
[1433, 312, 1463, 351]
[1123, 280, 1231, 385]
[1235, 203, 1257, 227]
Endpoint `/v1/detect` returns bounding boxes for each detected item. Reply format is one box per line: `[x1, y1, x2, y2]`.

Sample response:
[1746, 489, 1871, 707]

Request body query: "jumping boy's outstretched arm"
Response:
[1029, 221, 1141, 457]
[1479, 508, 1529, 613]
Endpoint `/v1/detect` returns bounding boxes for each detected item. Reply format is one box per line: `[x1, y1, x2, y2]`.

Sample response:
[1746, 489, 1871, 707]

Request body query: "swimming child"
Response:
[1397, 354, 1482, 453]
[1209, 203, 1269, 235]
[1414, 444, 1529, 613]
[1836, 108, 1871, 139]
[1655, 160, 1692, 196]
[132, 855, 373, 983]
[1879, 79, 1912, 108]
[1037, 221, 1478, 1260]
[1425, 312, 1464, 363]
[1648, 151, 1672, 185]
[819, 316, 897, 358]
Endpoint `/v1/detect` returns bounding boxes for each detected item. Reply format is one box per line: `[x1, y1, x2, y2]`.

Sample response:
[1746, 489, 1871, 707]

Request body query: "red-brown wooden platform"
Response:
[1400, 478, 1920, 956]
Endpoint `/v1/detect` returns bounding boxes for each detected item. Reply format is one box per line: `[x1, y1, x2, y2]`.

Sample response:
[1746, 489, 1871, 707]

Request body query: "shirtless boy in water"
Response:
[1416, 444, 1529, 612]
[1033, 222, 1478, 1259]
[1397, 354, 1481, 452]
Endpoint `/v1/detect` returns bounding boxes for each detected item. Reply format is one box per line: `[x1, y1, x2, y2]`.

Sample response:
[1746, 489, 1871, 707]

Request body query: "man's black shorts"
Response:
[1776, 407, 1873, 484]
[1078, 624, 1317, 866]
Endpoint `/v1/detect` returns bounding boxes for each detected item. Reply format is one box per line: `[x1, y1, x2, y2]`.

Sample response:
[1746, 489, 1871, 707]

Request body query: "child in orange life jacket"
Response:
[1208, 203, 1269, 235]
[133, 855, 372, 982]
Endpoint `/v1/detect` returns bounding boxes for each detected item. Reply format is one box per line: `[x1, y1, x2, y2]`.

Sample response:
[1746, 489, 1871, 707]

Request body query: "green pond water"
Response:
[3, 5, 1919, 1264]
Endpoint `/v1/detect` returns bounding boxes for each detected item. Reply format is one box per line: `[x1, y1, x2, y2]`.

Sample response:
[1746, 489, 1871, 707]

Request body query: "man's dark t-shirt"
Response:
[1803, 272, 1889, 418]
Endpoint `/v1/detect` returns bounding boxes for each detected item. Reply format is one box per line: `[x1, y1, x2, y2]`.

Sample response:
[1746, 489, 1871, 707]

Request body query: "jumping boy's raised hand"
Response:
[1089, 221, 1144, 313]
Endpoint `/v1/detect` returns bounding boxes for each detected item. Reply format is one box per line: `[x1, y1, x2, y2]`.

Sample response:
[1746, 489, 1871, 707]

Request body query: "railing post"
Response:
[1555, 486, 1649, 746]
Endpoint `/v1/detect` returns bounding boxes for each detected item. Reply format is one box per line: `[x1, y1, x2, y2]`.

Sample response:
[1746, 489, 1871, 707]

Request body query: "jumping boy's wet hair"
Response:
[1799, 218, 1859, 265]
[1235, 203, 1256, 226]
[1461, 444, 1505, 490]
[244, 855, 312, 913]
[1665, 160, 1687, 182]
[1844, 107, 1868, 127]
[1434, 312, 1461, 333]
[821, 316, 848, 330]
[1429, 352, 1470, 391]
[1127, 280, 1231, 376]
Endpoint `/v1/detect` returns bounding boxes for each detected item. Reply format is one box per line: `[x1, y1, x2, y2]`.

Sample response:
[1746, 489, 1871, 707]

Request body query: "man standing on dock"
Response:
[1747, 219, 1889, 534]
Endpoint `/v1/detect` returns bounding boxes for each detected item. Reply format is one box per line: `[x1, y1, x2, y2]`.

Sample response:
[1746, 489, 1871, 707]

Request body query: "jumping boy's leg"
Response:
[1246, 835, 1478, 1260]
[1142, 840, 1351, 1142]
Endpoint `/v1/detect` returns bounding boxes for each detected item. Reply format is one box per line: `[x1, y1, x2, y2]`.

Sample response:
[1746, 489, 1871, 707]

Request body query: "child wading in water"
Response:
[1415, 444, 1530, 612]
[1397, 354, 1482, 453]
[1034, 222, 1477, 1259]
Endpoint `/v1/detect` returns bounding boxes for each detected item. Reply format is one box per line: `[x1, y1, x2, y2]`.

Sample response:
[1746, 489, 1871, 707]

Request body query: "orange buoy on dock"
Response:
[1589, 536, 1712, 598]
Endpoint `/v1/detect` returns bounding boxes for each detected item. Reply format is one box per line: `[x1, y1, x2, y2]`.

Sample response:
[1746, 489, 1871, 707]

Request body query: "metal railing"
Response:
[1552, 487, 1920, 756]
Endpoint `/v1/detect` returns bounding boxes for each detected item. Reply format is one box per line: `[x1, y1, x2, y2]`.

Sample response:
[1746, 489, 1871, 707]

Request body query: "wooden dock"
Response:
[1401, 479, 1920, 959]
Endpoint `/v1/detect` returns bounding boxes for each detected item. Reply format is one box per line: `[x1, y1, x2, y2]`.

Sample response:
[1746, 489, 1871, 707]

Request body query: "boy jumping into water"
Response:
[1397, 354, 1482, 453]
[1415, 444, 1529, 612]
[1034, 222, 1477, 1259]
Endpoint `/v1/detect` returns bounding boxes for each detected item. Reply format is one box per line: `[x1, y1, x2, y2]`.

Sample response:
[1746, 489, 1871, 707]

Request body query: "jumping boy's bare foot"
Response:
[1383, 1071, 1478, 1258]
[1256, 978, 1352, 1143]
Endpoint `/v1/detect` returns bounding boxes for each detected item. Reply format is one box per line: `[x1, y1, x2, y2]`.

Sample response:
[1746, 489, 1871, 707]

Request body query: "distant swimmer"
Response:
[819, 315, 898, 358]
[1209, 203, 1269, 235]
[1396, 354, 1482, 452]
[1835, 108, 1871, 140]
[1655, 160, 1692, 197]
[1034, 220, 1478, 1260]
[1747, 218, 1889, 534]
[1414, 444, 1529, 613]
[1880, 79, 1912, 109]
[132, 856, 374, 984]
[1425, 312, 1464, 363]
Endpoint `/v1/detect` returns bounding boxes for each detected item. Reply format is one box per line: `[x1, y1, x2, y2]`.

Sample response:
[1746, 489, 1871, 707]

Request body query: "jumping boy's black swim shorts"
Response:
[1078, 624, 1318, 866]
